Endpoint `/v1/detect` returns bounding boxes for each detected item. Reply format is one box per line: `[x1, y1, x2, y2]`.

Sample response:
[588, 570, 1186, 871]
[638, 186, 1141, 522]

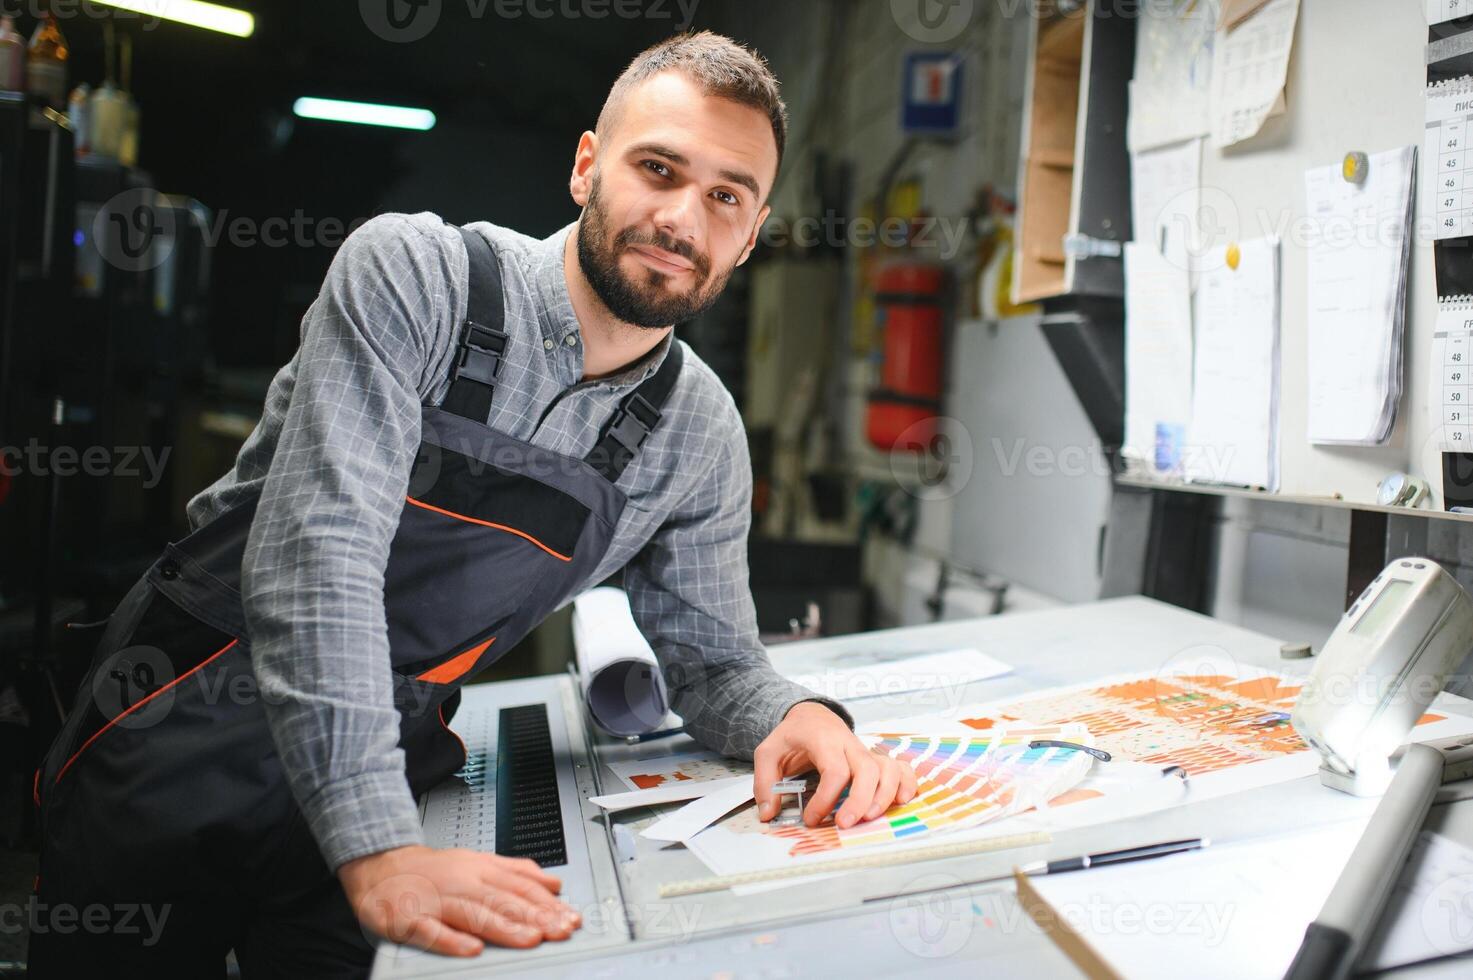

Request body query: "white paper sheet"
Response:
[589, 776, 749, 813]
[1028, 824, 1473, 979]
[1128, 1, 1217, 152]
[605, 749, 749, 791]
[1185, 237, 1281, 489]
[1130, 138, 1203, 256]
[785, 647, 1011, 702]
[640, 779, 756, 843]
[571, 587, 675, 736]
[1026, 820, 1370, 980]
[1304, 146, 1416, 445]
[1123, 241, 1194, 472]
[1209, 0, 1299, 148]
[1427, 0, 1473, 25]
[1364, 830, 1473, 969]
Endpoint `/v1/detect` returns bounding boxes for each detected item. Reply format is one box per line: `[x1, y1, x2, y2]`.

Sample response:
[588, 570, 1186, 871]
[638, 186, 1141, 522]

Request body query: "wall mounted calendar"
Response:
[1430, 297, 1473, 448]
[1427, 0, 1473, 25]
[1426, 77, 1473, 239]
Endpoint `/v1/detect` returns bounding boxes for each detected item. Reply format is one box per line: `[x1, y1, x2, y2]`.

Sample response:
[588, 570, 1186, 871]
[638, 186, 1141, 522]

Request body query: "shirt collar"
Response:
[530, 222, 674, 388]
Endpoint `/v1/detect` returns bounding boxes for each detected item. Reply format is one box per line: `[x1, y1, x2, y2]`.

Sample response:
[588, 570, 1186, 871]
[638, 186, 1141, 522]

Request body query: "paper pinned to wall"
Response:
[1218, 0, 1275, 29]
[1304, 146, 1416, 445]
[1128, 0, 1217, 152]
[1123, 242, 1194, 473]
[1209, 0, 1300, 148]
[1185, 237, 1282, 490]
[1130, 138, 1203, 254]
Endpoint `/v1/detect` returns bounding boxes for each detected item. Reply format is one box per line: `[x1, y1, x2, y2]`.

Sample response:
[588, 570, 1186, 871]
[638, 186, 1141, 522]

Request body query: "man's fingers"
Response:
[482, 861, 568, 907]
[753, 744, 782, 822]
[836, 746, 879, 829]
[899, 758, 919, 802]
[444, 895, 544, 949]
[484, 891, 578, 941]
[489, 867, 580, 925]
[492, 854, 562, 893]
[804, 749, 850, 827]
[865, 755, 902, 822]
[393, 906, 488, 957]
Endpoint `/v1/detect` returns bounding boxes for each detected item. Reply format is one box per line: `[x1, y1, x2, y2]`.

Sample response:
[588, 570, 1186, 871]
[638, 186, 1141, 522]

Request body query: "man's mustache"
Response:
[614, 227, 711, 278]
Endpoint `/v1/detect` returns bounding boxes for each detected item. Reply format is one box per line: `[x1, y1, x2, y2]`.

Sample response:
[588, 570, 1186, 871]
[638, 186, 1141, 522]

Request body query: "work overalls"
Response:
[28, 225, 684, 977]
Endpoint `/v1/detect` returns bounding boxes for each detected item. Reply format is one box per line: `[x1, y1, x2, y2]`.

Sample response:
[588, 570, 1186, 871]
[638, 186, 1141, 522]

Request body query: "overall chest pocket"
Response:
[383, 438, 596, 671]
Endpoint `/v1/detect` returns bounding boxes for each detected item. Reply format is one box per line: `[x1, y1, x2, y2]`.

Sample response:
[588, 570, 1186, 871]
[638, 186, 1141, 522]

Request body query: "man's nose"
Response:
[651, 184, 703, 247]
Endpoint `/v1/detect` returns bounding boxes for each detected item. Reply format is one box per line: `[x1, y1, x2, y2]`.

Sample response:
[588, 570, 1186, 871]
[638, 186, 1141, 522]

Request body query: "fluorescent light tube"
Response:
[92, 1, 256, 38]
[292, 97, 437, 132]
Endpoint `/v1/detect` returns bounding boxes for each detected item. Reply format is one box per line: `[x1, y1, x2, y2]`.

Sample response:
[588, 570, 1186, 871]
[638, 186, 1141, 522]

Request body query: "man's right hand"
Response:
[338, 845, 581, 956]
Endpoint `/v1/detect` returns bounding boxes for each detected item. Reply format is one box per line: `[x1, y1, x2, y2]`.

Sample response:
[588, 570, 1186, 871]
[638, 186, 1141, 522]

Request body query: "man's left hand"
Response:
[752, 701, 917, 829]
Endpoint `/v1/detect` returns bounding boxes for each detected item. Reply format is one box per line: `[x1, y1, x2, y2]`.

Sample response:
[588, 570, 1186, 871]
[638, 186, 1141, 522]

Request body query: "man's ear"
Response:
[569, 131, 598, 207]
[735, 204, 771, 267]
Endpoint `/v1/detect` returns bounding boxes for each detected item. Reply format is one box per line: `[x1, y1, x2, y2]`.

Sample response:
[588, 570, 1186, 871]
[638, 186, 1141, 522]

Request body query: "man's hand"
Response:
[338, 845, 581, 957]
[753, 701, 917, 829]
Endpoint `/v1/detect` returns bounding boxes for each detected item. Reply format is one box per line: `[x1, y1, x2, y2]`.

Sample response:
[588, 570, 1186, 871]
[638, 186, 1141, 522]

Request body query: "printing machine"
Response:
[370, 597, 1473, 978]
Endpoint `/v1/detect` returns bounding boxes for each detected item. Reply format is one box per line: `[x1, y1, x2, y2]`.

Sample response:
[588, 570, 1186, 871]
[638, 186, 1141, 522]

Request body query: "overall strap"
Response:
[586, 340, 685, 483]
[441, 225, 508, 424]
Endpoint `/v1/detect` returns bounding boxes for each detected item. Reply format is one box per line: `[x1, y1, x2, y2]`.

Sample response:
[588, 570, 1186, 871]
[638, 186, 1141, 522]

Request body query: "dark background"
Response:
[46, 0, 681, 368]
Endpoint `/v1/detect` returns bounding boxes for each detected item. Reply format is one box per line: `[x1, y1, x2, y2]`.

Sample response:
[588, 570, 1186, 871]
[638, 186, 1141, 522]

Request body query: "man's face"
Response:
[573, 71, 776, 328]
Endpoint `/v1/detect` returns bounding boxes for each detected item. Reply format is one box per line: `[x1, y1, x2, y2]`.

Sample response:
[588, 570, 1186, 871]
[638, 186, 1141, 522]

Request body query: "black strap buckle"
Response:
[605, 392, 661, 452]
[455, 319, 507, 387]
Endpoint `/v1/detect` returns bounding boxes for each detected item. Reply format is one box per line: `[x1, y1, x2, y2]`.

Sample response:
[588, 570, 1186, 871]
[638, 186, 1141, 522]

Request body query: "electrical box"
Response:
[901, 51, 963, 137]
[1012, 0, 1136, 304]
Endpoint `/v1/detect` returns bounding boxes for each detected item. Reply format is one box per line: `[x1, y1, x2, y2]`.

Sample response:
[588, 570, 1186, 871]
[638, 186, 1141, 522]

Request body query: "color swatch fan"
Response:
[769, 724, 1095, 855]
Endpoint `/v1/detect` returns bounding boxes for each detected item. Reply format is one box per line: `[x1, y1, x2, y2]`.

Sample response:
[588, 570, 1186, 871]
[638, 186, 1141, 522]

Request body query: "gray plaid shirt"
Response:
[187, 212, 844, 870]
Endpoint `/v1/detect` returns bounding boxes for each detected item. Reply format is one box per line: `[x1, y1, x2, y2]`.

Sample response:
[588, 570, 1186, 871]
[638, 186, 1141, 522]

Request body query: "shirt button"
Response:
[564, 334, 579, 347]
[543, 338, 555, 351]
[159, 559, 180, 581]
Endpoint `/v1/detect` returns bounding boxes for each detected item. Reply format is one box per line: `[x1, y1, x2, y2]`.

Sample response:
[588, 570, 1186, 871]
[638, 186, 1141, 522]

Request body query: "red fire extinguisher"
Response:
[866, 262, 945, 452]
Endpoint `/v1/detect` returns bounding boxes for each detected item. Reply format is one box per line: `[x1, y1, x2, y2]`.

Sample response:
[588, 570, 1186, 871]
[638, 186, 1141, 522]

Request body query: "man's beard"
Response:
[576, 175, 734, 329]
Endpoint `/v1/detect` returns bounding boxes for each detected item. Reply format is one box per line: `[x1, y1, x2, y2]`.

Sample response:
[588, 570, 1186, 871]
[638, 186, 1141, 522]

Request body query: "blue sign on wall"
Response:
[901, 51, 963, 136]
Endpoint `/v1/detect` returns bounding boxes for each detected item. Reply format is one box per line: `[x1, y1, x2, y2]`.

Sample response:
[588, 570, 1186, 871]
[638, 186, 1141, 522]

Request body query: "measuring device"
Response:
[658, 829, 1051, 897]
[1292, 557, 1473, 795]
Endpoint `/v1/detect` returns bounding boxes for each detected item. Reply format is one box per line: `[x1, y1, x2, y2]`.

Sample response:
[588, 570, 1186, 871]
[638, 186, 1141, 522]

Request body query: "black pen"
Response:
[862, 837, 1210, 904]
[1016, 837, 1208, 876]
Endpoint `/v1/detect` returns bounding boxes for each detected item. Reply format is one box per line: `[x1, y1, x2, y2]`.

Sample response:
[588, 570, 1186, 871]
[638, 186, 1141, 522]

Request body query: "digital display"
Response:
[1352, 579, 1413, 637]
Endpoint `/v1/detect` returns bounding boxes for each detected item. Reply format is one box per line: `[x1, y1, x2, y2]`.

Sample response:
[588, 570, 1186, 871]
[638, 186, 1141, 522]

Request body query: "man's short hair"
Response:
[597, 30, 788, 184]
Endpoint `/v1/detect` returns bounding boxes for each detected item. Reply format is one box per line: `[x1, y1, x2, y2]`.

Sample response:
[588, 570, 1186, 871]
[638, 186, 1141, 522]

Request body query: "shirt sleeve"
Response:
[241, 213, 455, 870]
[623, 407, 853, 759]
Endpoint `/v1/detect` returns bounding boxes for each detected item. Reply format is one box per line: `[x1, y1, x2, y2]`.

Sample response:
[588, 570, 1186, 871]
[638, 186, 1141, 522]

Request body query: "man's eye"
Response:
[643, 160, 670, 178]
[713, 190, 739, 206]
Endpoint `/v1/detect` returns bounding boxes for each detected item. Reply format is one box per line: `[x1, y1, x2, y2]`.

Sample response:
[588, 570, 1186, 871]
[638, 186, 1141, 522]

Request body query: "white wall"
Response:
[704, 2, 1450, 641]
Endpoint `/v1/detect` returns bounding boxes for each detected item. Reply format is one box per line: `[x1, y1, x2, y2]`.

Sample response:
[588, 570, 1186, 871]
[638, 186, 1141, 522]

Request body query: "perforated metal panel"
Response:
[495, 703, 567, 866]
[373, 676, 629, 979]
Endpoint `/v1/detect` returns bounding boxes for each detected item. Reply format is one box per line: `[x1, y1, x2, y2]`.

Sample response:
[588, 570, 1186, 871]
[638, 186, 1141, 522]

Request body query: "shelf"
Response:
[1115, 475, 1473, 524]
[1032, 149, 1076, 169]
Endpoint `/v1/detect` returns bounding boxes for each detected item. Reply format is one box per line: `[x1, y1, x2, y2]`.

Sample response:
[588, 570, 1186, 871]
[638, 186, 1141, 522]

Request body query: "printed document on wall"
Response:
[1131, 138, 1203, 255]
[1209, 0, 1299, 148]
[1185, 237, 1281, 490]
[1123, 242, 1194, 474]
[1128, 0, 1217, 152]
[1304, 146, 1415, 445]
